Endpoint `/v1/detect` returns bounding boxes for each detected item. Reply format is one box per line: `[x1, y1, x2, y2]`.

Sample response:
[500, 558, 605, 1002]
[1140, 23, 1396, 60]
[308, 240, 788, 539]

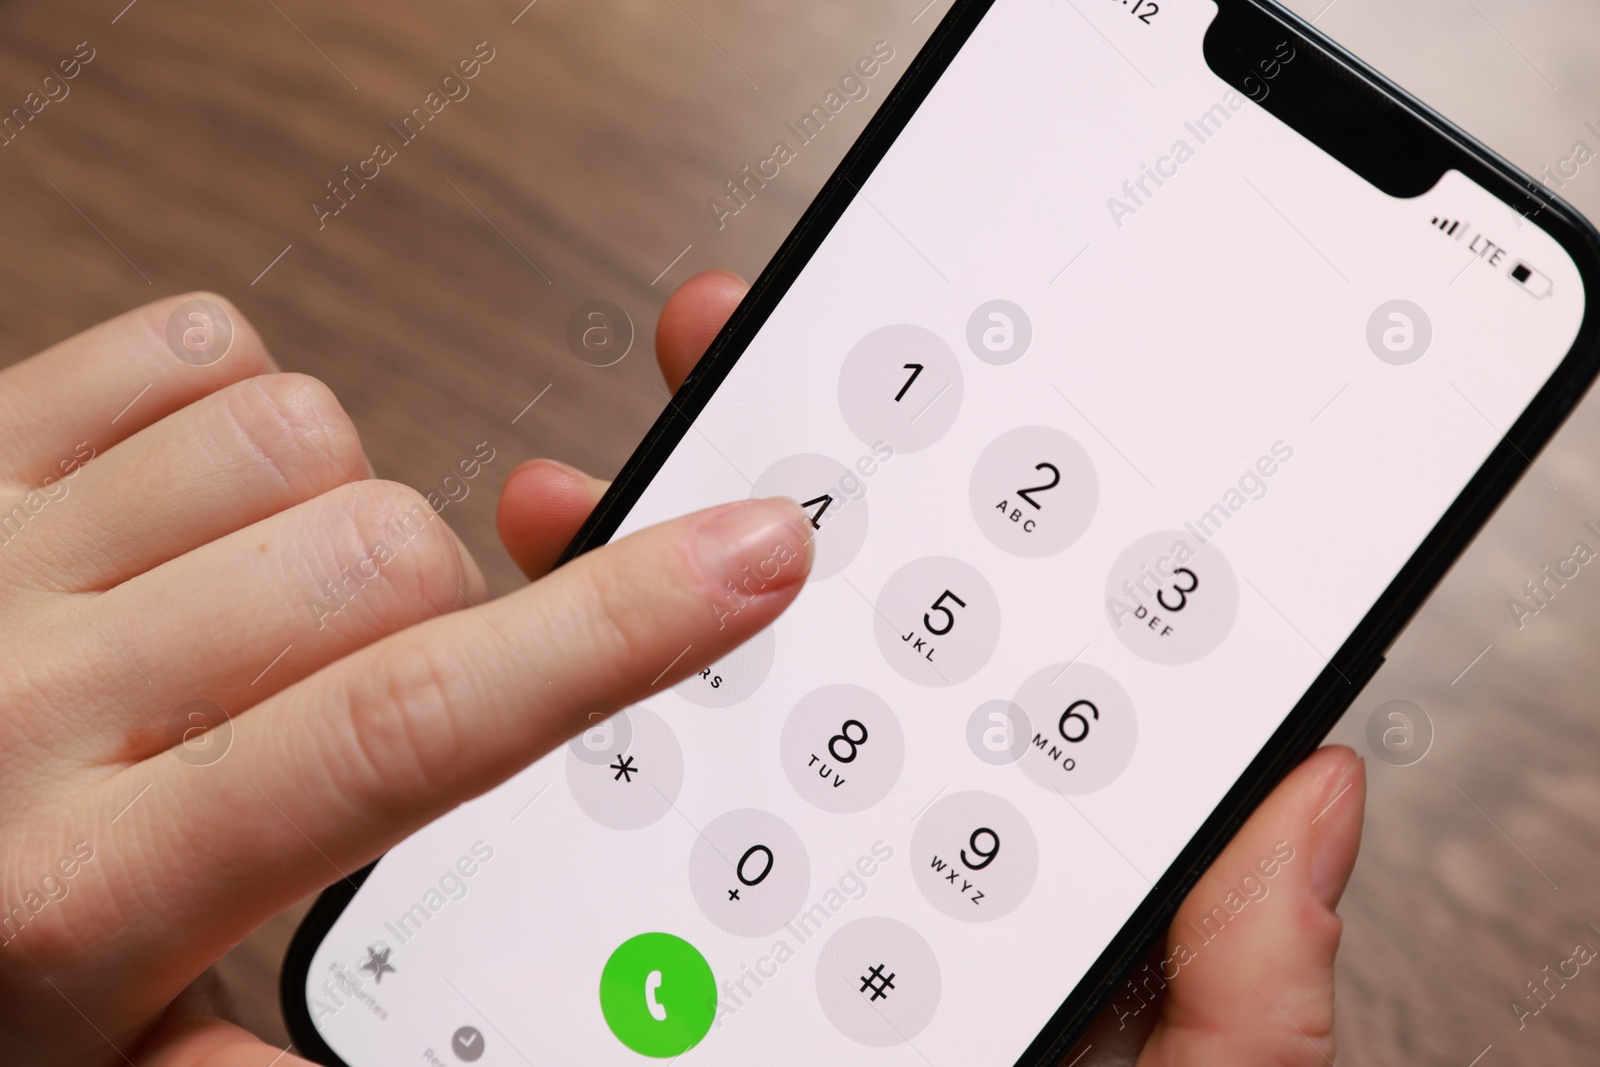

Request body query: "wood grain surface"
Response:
[1, 0, 1597, 1061]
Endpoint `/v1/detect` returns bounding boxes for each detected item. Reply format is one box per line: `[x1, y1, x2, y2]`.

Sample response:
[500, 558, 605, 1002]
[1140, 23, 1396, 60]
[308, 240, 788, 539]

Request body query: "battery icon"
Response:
[1509, 261, 1553, 298]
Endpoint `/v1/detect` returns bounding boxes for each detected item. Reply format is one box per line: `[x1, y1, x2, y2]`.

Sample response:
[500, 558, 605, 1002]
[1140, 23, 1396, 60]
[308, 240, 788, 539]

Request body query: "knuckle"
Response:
[148, 290, 277, 376]
[333, 639, 469, 813]
[224, 373, 366, 491]
[180, 291, 270, 371]
[307, 481, 465, 632]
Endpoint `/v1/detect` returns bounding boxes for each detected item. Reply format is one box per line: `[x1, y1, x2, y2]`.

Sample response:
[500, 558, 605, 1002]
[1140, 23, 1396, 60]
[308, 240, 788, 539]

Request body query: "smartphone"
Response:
[284, 1, 1600, 1063]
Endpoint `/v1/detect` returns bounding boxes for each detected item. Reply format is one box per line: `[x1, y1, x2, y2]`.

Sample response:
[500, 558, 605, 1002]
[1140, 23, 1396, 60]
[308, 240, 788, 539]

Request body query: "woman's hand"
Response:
[0, 277, 809, 1066]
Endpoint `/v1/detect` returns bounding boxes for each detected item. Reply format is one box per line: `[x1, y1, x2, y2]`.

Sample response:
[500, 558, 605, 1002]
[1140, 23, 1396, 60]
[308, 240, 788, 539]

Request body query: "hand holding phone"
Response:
[288, 0, 1600, 1062]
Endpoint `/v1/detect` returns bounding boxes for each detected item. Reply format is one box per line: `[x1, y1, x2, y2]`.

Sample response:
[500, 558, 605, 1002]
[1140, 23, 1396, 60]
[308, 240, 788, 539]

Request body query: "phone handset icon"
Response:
[600, 934, 713, 1055]
[645, 970, 666, 1022]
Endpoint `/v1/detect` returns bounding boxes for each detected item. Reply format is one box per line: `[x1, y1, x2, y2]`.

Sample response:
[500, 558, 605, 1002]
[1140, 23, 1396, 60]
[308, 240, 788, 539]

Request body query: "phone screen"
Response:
[299, 0, 1587, 1063]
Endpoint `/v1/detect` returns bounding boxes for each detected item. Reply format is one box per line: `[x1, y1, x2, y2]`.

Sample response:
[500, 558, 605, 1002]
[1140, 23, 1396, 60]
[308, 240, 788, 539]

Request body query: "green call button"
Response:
[599, 933, 717, 1057]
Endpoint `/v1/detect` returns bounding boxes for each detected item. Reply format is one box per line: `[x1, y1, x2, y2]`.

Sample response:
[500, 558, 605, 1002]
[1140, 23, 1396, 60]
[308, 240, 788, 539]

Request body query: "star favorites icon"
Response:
[359, 945, 396, 983]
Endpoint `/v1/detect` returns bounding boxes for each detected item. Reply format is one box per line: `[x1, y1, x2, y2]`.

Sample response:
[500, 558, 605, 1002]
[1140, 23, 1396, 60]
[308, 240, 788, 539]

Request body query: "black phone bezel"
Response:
[283, 1, 1600, 1063]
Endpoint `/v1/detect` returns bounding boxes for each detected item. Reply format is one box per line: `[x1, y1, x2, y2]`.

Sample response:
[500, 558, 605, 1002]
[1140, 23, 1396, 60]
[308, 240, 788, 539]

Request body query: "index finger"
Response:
[101, 497, 813, 983]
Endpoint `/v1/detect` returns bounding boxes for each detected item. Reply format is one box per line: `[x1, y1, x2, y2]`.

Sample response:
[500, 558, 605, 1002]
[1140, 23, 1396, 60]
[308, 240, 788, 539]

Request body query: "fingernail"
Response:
[695, 497, 813, 596]
[1310, 751, 1363, 906]
[1314, 749, 1362, 817]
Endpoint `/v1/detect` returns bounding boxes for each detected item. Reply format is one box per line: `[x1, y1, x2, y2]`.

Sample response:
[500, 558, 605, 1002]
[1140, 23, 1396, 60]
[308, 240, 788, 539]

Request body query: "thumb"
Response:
[1135, 745, 1365, 1067]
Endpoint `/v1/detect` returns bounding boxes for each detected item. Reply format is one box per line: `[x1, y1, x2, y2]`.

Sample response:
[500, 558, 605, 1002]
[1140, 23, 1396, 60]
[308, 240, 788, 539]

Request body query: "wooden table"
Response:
[1, 0, 1596, 1061]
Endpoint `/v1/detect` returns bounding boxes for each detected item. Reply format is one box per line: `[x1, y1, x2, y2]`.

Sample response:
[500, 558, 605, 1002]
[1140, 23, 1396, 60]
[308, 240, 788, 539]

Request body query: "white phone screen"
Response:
[303, 1, 1586, 1063]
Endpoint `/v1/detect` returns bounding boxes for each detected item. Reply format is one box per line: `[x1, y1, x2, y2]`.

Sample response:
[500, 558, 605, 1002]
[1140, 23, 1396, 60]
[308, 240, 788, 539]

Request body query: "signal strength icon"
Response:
[1431, 216, 1467, 240]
